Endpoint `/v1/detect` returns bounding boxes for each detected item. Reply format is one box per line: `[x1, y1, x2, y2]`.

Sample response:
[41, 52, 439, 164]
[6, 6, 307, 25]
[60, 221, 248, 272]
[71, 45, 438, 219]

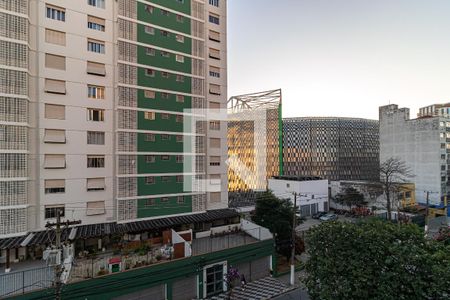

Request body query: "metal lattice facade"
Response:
[283, 117, 379, 181]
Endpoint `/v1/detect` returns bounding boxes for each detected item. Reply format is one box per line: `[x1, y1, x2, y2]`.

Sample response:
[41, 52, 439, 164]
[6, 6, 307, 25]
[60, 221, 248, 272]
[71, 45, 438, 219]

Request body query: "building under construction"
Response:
[227, 89, 282, 207]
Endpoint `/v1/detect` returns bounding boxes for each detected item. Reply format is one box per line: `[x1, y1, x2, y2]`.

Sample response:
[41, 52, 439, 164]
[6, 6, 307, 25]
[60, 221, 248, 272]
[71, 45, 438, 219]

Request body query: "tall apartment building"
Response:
[418, 102, 450, 118]
[380, 104, 449, 205]
[0, 0, 228, 237]
[283, 117, 380, 181]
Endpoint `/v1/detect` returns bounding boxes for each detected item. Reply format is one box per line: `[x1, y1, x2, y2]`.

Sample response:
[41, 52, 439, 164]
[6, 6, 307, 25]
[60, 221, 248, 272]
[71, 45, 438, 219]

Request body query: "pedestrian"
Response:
[240, 274, 247, 291]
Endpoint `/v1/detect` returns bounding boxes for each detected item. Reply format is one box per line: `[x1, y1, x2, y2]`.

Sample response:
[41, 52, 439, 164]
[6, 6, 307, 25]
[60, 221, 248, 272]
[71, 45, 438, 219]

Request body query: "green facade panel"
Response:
[137, 24, 192, 55]
[137, 155, 189, 174]
[14, 240, 274, 300]
[137, 46, 192, 74]
[137, 195, 192, 218]
[144, 0, 191, 15]
[137, 133, 184, 152]
[137, 175, 192, 196]
[137, 111, 188, 132]
[137, 67, 192, 93]
[137, 90, 192, 112]
[137, 2, 191, 35]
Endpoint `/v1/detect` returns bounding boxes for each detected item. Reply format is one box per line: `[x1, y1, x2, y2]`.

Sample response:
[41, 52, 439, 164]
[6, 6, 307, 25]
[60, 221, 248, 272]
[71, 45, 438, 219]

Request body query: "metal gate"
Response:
[172, 276, 197, 300]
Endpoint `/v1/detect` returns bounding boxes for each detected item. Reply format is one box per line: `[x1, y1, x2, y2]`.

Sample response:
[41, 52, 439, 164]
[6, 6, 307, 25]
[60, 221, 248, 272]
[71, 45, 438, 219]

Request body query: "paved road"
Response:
[272, 287, 310, 300]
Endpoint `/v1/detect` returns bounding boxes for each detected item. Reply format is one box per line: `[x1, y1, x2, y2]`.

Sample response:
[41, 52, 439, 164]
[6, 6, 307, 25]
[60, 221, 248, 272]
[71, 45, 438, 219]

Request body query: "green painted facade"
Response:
[13, 240, 275, 300]
[132, 0, 195, 218]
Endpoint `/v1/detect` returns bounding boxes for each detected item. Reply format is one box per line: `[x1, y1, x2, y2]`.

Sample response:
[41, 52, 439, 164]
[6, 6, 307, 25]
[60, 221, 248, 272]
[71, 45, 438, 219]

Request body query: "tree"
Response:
[334, 187, 366, 211]
[379, 157, 413, 220]
[252, 190, 295, 261]
[304, 219, 450, 300]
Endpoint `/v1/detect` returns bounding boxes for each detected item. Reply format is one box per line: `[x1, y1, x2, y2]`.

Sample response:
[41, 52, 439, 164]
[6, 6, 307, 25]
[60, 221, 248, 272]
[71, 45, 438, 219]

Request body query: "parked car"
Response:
[312, 211, 327, 219]
[319, 213, 338, 221]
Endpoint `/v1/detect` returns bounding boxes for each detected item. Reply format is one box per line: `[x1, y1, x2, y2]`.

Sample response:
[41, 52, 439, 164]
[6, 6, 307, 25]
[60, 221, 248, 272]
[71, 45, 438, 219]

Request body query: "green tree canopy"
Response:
[334, 187, 366, 210]
[304, 219, 450, 300]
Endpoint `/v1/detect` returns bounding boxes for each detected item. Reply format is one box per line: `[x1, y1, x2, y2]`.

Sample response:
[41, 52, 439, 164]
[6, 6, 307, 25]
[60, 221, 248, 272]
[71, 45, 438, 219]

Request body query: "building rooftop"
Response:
[271, 175, 324, 181]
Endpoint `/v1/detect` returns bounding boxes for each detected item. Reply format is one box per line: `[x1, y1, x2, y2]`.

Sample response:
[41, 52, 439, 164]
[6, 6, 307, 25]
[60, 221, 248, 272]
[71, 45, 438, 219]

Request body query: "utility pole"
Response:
[45, 208, 81, 300]
[425, 191, 430, 235]
[290, 192, 297, 286]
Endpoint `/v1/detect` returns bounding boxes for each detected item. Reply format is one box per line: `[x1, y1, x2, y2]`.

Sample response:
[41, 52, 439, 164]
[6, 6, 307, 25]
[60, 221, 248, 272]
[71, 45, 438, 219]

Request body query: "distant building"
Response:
[330, 180, 416, 210]
[380, 104, 449, 205]
[283, 117, 379, 181]
[418, 103, 450, 118]
[268, 176, 329, 216]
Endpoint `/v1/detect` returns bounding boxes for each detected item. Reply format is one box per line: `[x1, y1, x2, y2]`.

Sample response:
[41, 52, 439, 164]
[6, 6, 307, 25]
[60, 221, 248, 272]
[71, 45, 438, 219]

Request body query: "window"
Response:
[176, 75, 184, 82]
[146, 69, 155, 77]
[209, 30, 220, 42]
[209, 0, 219, 7]
[45, 179, 65, 194]
[161, 51, 170, 58]
[162, 177, 170, 183]
[442, 165, 446, 171]
[88, 16, 105, 32]
[162, 134, 170, 140]
[209, 84, 221, 95]
[145, 5, 153, 13]
[161, 155, 169, 161]
[210, 138, 220, 148]
[176, 176, 184, 183]
[45, 104, 65, 120]
[87, 131, 105, 145]
[161, 9, 169, 16]
[145, 90, 156, 99]
[161, 197, 169, 202]
[146, 47, 155, 56]
[210, 156, 220, 166]
[144, 111, 155, 120]
[210, 192, 221, 203]
[176, 15, 184, 23]
[45, 29, 66, 46]
[44, 129, 66, 143]
[146, 176, 155, 184]
[176, 135, 183, 142]
[145, 199, 155, 207]
[45, 54, 66, 70]
[175, 35, 184, 43]
[177, 196, 185, 203]
[145, 26, 155, 35]
[209, 14, 220, 25]
[209, 48, 220, 60]
[441, 154, 446, 160]
[45, 206, 65, 219]
[44, 154, 66, 169]
[87, 178, 105, 191]
[209, 66, 220, 78]
[161, 92, 169, 99]
[87, 155, 105, 168]
[87, 39, 105, 54]
[176, 95, 185, 102]
[161, 30, 169, 37]
[161, 72, 169, 78]
[87, 108, 105, 121]
[176, 155, 184, 163]
[145, 133, 155, 142]
[46, 4, 65, 21]
[88, 0, 105, 8]
[176, 55, 184, 63]
[146, 155, 156, 163]
[442, 176, 446, 182]
[87, 61, 106, 76]
[161, 113, 169, 120]
[405, 191, 411, 198]
[45, 79, 66, 94]
[176, 115, 183, 122]
[86, 201, 106, 215]
[88, 85, 105, 99]
[210, 102, 220, 109]
[209, 121, 220, 130]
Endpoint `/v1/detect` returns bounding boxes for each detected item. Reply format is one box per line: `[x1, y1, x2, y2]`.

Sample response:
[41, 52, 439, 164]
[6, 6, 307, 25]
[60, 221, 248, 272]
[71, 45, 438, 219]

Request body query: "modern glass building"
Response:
[283, 117, 379, 181]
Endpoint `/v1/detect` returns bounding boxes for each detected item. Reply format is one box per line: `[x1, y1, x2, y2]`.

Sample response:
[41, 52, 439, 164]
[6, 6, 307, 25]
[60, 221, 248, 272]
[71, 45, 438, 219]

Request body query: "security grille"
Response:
[192, 78, 204, 96]
[118, 199, 137, 221]
[0, 125, 27, 150]
[0, 153, 26, 177]
[191, 19, 204, 39]
[118, 109, 137, 129]
[118, 86, 137, 107]
[192, 58, 205, 77]
[0, 207, 26, 235]
[118, 63, 137, 85]
[117, 177, 137, 198]
[118, 155, 137, 175]
[193, 97, 205, 109]
[118, 41, 137, 63]
[0, 12, 27, 41]
[117, 131, 137, 152]
[192, 39, 205, 58]
[118, 0, 137, 19]
[0, 181, 27, 206]
[192, 194, 206, 212]
[0, 40, 27, 68]
[118, 18, 136, 41]
[191, 1, 204, 20]
[0, 68, 27, 95]
[0, 0, 28, 14]
[0, 97, 27, 123]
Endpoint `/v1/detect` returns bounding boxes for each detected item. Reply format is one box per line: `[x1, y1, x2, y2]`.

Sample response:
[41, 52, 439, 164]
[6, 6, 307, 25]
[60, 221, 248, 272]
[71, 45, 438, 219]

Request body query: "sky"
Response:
[227, 0, 450, 120]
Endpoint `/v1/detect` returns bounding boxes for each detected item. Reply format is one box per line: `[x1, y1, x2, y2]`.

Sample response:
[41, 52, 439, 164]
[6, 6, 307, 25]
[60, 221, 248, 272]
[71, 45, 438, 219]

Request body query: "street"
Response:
[272, 287, 310, 300]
